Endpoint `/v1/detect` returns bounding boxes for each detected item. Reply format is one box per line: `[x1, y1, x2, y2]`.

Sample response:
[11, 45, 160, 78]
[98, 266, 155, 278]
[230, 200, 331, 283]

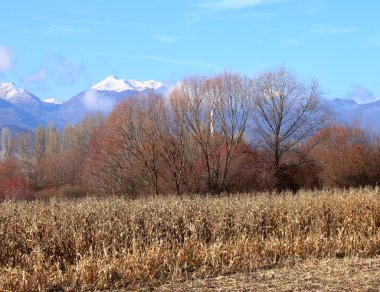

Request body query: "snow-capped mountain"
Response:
[3, 76, 379, 135]
[0, 83, 43, 113]
[91, 75, 165, 92]
[0, 82, 61, 112]
[56, 76, 168, 124]
[0, 76, 168, 130]
[0, 83, 50, 129]
[0, 83, 28, 102]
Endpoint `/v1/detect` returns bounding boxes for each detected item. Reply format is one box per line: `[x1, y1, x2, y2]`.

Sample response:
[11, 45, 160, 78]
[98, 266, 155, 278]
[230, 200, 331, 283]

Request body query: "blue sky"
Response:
[1, 0, 379, 102]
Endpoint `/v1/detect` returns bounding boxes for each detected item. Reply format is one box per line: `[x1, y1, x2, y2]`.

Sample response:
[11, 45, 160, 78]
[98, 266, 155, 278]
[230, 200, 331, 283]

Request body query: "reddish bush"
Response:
[0, 158, 34, 200]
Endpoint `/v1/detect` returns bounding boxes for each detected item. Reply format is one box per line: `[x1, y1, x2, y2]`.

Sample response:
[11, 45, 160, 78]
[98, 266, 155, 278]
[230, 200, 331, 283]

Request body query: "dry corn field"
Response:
[0, 188, 380, 291]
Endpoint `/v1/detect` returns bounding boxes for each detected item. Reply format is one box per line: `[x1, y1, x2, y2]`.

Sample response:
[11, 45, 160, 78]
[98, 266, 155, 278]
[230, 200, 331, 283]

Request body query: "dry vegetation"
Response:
[3, 68, 380, 201]
[0, 188, 380, 291]
[159, 256, 380, 291]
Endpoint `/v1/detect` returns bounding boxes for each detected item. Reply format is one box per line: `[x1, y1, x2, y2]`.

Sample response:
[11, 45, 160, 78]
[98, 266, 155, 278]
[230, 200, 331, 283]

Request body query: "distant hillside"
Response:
[0, 76, 168, 131]
[1, 79, 380, 133]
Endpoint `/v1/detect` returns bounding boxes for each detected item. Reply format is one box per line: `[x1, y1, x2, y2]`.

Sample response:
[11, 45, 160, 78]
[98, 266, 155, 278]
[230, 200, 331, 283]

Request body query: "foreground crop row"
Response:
[0, 188, 379, 290]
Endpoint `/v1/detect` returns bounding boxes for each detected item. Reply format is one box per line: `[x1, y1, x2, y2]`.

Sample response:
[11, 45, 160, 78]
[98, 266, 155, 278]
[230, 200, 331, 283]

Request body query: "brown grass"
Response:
[0, 188, 379, 291]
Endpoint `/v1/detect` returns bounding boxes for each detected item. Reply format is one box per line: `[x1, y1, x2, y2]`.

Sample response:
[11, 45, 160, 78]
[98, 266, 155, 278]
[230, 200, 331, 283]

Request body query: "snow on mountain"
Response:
[0, 82, 47, 114]
[4, 77, 380, 134]
[0, 83, 33, 104]
[43, 98, 62, 105]
[0, 76, 169, 131]
[127, 79, 165, 91]
[0, 83, 24, 97]
[91, 75, 133, 92]
[0, 82, 63, 130]
[91, 75, 166, 92]
[55, 76, 167, 125]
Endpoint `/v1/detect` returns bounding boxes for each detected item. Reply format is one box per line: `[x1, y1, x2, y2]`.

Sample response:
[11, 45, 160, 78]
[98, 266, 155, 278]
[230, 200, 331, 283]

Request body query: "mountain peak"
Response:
[128, 79, 165, 91]
[1, 82, 17, 88]
[0, 82, 25, 91]
[0, 82, 27, 99]
[0, 82, 43, 112]
[106, 75, 118, 80]
[91, 76, 131, 92]
[91, 76, 165, 92]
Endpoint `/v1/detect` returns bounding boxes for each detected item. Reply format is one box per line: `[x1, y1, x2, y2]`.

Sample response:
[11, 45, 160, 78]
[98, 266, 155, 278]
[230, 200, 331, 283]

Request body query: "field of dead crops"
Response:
[0, 188, 380, 291]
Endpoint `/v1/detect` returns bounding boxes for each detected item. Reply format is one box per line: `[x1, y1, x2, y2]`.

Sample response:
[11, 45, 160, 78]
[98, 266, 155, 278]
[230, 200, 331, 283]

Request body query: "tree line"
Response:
[1, 67, 380, 200]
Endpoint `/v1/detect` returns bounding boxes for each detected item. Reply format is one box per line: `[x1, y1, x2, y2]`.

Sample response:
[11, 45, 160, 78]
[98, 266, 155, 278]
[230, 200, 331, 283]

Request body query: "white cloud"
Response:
[82, 89, 115, 112]
[0, 45, 13, 71]
[21, 67, 47, 84]
[19, 54, 86, 88]
[50, 56, 86, 85]
[345, 83, 377, 104]
[311, 26, 358, 35]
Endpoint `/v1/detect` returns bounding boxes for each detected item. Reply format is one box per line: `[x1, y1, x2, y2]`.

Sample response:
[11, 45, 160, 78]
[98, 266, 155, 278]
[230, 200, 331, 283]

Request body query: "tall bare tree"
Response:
[206, 72, 254, 190]
[46, 123, 59, 156]
[173, 72, 254, 192]
[252, 67, 324, 188]
[14, 132, 35, 183]
[109, 94, 167, 196]
[1, 127, 14, 160]
[34, 125, 46, 162]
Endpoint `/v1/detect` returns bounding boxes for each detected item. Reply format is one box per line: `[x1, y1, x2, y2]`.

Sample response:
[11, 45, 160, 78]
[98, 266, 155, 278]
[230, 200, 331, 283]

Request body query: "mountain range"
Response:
[0, 76, 168, 131]
[0, 76, 379, 134]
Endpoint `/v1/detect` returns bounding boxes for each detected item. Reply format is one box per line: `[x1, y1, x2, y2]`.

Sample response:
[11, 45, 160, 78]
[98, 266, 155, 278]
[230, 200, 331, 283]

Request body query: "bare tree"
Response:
[34, 125, 46, 162]
[172, 72, 254, 192]
[172, 76, 212, 191]
[164, 87, 215, 194]
[46, 123, 59, 156]
[252, 67, 324, 188]
[208, 72, 254, 190]
[79, 112, 105, 152]
[309, 125, 377, 188]
[59, 114, 105, 187]
[108, 94, 167, 196]
[84, 124, 128, 196]
[1, 127, 14, 160]
[14, 132, 35, 183]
